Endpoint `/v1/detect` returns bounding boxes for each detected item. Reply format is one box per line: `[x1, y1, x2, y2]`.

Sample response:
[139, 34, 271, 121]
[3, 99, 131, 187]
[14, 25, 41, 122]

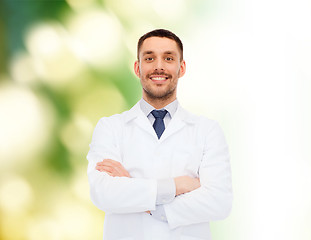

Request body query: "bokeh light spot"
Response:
[0, 84, 53, 167]
[27, 217, 61, 240]
[73, 82, 126, 124]
[10, 52, 37, 84]
[25, 22, 84, 86]
[0, 175, 33, 213]
[67, 9, 123, 69]
[60, 114, 93, 154]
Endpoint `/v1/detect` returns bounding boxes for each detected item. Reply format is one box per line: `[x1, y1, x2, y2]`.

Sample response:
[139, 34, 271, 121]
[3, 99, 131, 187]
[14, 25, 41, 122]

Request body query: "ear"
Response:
[134, 60, 140, 78]
[178, 60, 186, 78]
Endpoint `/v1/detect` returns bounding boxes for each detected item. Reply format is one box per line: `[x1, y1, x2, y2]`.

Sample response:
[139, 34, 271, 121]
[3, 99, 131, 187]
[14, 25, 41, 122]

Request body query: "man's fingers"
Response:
[96, 165, 112, 172]
[97, 159, 121, 167]
[114, 165, 130, 177]
[96, 165, 113, 173]
[174, 176, 201, 195]
[194, 178, 201, 188]
[96, 166, 120, 177]
[96, 160, 131, 177]
[120, 168, 130, 177]
[114, 165, 131, 177]
[101, 160, 130, 177]
[97, 161, 125, 176]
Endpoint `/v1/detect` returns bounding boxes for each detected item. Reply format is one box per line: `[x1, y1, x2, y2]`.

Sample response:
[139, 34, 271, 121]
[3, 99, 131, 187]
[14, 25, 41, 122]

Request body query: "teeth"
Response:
[151, 77, 166, 81]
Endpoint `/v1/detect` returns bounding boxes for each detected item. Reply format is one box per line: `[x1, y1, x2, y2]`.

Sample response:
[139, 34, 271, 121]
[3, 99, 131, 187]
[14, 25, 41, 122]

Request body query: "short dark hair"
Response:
[137, 29, 183, 61]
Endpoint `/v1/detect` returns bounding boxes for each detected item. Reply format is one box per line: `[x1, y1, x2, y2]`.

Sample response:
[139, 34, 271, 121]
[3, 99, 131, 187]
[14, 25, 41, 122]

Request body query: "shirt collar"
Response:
[124, 100, 196, 124]
[139, 98, 178, 118]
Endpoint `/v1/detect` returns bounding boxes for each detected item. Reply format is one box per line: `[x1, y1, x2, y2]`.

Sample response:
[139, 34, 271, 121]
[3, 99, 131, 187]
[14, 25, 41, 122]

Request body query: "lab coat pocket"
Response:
[171, 145, 203, 177]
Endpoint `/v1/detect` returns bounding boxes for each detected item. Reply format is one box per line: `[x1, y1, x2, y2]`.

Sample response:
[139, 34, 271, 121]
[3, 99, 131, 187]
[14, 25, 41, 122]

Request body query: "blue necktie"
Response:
[151, 110, 168, 139]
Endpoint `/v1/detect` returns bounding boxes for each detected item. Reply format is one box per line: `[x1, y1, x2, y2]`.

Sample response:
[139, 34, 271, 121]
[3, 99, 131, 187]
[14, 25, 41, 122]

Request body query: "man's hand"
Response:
[96, 159, 131, 177]
[174, 176, 201, 196]
[96, 160, 151, 214]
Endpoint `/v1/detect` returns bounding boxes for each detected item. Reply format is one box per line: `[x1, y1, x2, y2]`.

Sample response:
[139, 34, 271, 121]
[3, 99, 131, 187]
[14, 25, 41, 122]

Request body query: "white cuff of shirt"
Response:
[156, 178, 176, 205]
[150, 205, 168, 222]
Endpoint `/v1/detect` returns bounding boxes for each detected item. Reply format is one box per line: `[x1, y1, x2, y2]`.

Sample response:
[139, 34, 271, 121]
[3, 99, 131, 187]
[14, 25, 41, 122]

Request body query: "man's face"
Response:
[134, 37, 186, 101]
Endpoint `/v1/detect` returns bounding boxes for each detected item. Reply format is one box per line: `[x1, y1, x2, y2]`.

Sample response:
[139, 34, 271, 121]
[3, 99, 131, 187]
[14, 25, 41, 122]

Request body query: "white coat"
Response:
[87, 101, 233, 240]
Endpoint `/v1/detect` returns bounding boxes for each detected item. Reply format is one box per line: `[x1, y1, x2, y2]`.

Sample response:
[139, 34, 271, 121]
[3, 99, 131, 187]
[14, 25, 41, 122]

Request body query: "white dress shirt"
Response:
[139, 98, 178, 221]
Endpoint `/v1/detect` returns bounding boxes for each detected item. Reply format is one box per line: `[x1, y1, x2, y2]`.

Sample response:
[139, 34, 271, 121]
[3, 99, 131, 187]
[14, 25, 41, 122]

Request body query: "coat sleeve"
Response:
[87, 117, 157, 214]
[164, 121, 233, 229]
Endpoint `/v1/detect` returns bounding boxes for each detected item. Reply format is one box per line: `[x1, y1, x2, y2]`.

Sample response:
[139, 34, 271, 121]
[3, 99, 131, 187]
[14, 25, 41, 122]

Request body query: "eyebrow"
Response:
[142, 51, 154, 56]
[163, 51, 177, 56]
[142, 50, 177, 56]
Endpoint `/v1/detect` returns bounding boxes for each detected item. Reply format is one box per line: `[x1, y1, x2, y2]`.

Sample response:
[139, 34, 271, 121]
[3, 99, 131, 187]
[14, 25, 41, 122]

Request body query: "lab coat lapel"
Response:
[134, 115, 156, 138]
[124, 102, 156, 138]
[159, 105, 195, 142]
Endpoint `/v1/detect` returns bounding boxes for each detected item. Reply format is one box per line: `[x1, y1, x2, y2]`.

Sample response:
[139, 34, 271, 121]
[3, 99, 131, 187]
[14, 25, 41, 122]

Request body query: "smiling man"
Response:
[134, 35, 185, 107]
[87, 29, 233, 240]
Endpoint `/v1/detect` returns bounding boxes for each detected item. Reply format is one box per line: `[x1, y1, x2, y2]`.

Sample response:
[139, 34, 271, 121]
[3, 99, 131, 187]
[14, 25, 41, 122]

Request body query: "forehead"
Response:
[139, 37, 180, 55]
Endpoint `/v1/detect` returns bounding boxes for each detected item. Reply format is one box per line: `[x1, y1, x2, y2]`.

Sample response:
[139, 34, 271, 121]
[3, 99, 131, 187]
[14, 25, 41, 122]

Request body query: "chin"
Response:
[145, 89, 175, 101]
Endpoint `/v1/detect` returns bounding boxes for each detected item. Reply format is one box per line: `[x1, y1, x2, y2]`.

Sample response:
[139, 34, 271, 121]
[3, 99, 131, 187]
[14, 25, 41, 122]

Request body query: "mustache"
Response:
[146, 72, 172, 79]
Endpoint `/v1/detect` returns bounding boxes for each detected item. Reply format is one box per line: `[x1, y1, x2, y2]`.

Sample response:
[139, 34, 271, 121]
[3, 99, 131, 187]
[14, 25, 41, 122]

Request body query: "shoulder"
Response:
[96, 110, 129, 127]
[95, 101, 140, 128]
[182, 108, 228, 149]
[180, 106, 219, 131]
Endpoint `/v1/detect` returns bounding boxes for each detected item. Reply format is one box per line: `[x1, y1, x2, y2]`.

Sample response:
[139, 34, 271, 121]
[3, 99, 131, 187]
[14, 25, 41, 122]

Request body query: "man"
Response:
[87, 29, 232, 240]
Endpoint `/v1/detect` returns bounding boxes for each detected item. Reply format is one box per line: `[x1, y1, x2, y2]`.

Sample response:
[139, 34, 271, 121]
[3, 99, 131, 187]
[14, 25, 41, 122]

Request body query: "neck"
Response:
[143, 94, 176, 109]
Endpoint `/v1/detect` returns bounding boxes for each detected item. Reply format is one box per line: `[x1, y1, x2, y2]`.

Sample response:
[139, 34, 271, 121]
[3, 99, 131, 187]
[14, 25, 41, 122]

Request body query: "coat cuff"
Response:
[156, 178, 176, 205]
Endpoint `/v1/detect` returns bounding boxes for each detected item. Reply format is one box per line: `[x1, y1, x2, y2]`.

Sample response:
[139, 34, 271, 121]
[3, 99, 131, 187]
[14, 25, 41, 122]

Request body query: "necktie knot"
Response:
[150, 110, 168, 139]
[151, 110, 168, 119]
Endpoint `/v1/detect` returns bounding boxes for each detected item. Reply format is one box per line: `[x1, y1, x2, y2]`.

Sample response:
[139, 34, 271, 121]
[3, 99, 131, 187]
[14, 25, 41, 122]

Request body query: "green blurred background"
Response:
[0, 0, 311, 239]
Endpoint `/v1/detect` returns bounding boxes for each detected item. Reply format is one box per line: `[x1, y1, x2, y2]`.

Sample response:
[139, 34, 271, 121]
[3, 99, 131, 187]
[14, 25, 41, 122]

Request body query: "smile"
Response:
[151, 77, 167, 81]
[149, 75, 169, 82]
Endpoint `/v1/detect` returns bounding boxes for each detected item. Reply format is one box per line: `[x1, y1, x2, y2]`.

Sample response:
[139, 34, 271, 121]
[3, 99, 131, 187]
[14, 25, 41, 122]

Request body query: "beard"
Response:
[141, 71, 178, 101]
[143, 83, 176, 101]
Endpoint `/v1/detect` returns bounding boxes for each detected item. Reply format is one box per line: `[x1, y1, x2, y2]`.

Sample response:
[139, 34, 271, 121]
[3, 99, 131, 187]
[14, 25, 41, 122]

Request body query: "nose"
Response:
[154, 59, 164, 71]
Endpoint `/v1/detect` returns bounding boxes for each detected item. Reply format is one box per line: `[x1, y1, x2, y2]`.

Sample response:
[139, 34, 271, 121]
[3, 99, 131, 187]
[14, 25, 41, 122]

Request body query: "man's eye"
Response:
[145, 57, 153, 61]
[165, 57, 173, 61]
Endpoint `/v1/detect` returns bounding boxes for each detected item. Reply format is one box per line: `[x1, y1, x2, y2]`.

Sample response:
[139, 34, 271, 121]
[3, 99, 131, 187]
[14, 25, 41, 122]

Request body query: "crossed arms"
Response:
[87, 118, 233, 229]
[96, 159, 201, 196]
